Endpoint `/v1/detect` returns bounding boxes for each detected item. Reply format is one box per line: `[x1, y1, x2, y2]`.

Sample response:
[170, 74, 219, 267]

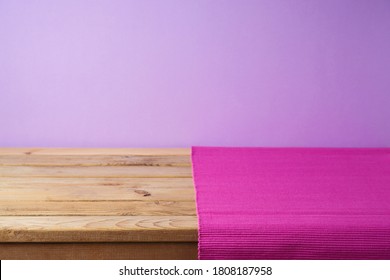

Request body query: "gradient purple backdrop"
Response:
[1, 0, 389, 147]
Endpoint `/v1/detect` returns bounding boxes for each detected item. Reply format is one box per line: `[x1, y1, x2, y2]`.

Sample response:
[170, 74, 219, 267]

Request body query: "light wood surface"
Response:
[0, 148, 198, 259]
[0, 165, 192, 178]
[0, 155, 191, 166]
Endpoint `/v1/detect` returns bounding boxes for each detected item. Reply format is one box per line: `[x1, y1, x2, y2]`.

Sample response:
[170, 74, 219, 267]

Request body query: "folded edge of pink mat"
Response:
[191, 147, 390, 260]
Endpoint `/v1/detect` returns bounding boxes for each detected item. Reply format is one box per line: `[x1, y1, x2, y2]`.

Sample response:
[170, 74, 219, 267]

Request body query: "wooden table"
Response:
[0, 148, 198, 259]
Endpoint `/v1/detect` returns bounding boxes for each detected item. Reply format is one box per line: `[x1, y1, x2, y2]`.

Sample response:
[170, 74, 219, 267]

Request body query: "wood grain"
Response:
[0, 201, 196, 216]
[0, 148, 198, 259]
[0, 242, 198, 260]
[0, 185, 194, 201]
[0, 177, 194, 188]
[0, 216, 198, 242]
[0, 165, 192, 178]
[0, 155, 191, 167]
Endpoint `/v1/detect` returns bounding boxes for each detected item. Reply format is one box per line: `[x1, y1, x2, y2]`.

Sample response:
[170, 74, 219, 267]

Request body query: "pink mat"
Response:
[191, 147, 390, 259]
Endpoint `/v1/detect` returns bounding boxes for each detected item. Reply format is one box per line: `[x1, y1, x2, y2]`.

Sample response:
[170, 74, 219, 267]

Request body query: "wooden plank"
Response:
[0, 155, 191, 167]
[0, 165, 192, 178]
[0, 185, 195, 201]
[0, 178, 195, 202]
[0, 242, 198, 260]
[0, 216, 198, 242]
[0, 177, 194, 188]
[0, 201, 196, 216]
[0, 148, 191, 156]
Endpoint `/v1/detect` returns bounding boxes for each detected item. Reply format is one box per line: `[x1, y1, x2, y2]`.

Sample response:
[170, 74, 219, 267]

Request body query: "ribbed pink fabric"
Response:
[191, 147, 390, 260]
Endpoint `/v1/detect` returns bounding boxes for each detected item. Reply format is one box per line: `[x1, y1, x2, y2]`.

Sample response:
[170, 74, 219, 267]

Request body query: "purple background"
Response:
[1, 0, 389, 148]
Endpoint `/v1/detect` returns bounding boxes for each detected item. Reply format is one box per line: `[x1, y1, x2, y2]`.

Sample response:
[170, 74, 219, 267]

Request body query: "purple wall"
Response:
[1, 0, 389, 147]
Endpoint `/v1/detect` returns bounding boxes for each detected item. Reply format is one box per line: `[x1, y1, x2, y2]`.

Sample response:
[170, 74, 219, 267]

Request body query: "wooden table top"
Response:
[0, 148, 198, 243]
